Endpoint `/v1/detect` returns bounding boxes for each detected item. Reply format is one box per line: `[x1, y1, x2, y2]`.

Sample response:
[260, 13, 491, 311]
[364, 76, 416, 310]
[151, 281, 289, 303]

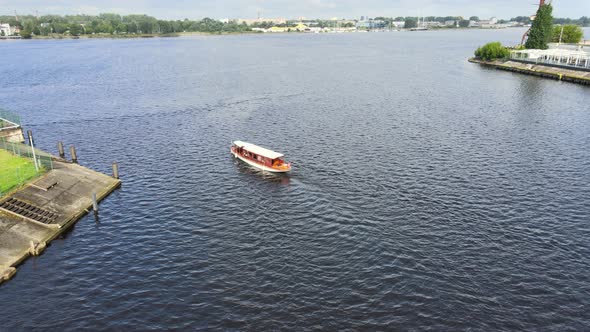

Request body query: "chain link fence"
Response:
[0, 136, 54, 196]
[0, 109, 21, 130]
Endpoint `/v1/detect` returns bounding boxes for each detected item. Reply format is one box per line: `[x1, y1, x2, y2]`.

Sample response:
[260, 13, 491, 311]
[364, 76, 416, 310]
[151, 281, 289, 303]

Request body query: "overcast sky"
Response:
[2, 0, 588, 20]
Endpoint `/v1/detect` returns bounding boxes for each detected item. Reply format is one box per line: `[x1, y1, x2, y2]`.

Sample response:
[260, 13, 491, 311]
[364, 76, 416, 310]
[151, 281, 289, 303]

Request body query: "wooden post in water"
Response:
[92, 192, 98, 214]
[70, 146, 78, 164]
[27, 130, 34, 145]
[112, 162, 119, 179]
[57, 142, 65, 158]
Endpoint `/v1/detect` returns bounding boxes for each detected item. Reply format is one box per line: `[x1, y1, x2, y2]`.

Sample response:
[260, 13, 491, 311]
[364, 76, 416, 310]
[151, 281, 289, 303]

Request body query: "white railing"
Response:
[511, 50, 590, 70]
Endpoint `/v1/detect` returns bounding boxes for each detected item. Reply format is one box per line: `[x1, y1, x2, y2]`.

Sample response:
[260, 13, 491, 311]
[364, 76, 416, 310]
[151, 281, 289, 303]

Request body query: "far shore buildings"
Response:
[0, 23, 20, 36]
[237, 17, 287, 25]
[356, 19, 387, 30]
[468, 17, 521, 29]
[238, 16, 525, 33]
[266, 23, 329, 33]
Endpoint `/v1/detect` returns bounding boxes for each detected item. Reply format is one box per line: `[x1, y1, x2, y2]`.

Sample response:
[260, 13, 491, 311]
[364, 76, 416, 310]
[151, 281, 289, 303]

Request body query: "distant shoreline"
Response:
[30, 33, 182, 40]
[1, 26, 541, 41]
[6, 31, 267, 40]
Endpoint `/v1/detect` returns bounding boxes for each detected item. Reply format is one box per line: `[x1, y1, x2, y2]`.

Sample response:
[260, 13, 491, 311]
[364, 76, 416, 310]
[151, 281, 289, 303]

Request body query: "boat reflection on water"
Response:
[232, 157, 291, 185]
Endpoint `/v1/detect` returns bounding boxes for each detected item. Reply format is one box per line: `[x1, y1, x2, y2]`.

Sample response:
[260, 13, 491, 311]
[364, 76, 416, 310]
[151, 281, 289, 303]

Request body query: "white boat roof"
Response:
[233, 141, 284, 159]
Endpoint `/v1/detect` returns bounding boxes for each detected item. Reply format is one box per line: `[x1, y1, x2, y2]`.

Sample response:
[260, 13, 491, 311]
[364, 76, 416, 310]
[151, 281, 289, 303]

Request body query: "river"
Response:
[0, 28, 589, 330]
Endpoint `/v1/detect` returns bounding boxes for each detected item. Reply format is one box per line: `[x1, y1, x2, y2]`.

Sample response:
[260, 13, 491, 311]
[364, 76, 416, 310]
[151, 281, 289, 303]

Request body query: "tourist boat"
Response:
[231, 141, 292, 173]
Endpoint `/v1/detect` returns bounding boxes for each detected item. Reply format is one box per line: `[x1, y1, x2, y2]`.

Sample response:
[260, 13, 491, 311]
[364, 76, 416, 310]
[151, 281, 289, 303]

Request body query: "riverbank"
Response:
[469, 58, 590, 86]
[25, 33, 180, 40]
[15, 31, 263, 40]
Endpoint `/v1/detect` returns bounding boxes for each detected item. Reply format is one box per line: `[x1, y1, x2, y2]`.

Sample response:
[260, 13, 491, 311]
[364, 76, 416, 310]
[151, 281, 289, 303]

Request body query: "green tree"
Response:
[20, 30, 32, 39]
[52, 22, 68, 34]
[69, 23, 82, 36]
[404, 18, 418, 29]
[552, 24, 583, 43]
[0, 30, 4, 37]
[39, 25, 51, 36]
[474, 42, 510, 61]
[116, 23, 127, 33]
[525, 4, 554, 49]
[127, 22, 138, 34]
[469, 16, 479, 21]
[459, 20, 470, 28]
[97, 21, 114, 34]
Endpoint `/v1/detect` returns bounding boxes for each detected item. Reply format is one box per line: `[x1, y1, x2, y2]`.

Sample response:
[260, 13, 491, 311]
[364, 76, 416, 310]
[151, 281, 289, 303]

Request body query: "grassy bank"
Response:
[0, 150, 41, 195]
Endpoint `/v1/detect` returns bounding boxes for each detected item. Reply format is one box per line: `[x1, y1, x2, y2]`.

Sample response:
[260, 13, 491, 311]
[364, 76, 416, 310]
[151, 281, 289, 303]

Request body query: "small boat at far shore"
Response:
[231, 141, 292, 173]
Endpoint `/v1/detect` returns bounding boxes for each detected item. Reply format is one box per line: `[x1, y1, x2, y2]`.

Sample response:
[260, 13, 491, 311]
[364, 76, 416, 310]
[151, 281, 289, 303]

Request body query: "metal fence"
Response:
[0, 109, 21, 129]
[0, 137, 53, 196]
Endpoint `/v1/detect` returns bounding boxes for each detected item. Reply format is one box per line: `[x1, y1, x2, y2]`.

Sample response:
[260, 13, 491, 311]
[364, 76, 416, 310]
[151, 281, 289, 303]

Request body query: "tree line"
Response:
[0, 14, 252, 37]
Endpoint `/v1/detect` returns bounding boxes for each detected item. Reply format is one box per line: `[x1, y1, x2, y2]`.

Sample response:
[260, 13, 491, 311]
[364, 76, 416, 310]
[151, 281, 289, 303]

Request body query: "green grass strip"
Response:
[0, 149, 42, 195]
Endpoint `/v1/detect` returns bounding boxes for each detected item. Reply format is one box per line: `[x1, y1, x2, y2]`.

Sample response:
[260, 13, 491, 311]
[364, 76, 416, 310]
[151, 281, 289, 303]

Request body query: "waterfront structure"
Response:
[0, 111, 121, 284]
[510, 49, 590, 70]
[0, 23, 13, 36]
[237, 17, 287, 25]
[0, 110, 24, 142]
[356, 19, 387, 30]
[468, 17, 516, 29]
[267, 23, 311, 33]
[469, 57, 590, 85]
[391, 21, 405, 29]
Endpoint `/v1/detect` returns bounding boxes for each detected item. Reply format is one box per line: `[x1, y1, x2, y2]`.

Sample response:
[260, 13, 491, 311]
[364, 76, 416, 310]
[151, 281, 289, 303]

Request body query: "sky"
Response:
[1, 0, 588, 20]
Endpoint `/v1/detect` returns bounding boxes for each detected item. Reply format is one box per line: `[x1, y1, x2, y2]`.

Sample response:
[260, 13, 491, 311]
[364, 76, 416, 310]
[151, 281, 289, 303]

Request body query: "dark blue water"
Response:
[1, 28, 589, 330]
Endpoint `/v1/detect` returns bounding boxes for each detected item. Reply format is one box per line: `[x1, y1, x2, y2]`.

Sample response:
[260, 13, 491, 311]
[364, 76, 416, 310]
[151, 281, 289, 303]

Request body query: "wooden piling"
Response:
[27, 130, 34, 145]
[92, 193, 98, 214]
[112, 162, 119, 179]
[70, 146, 78, 164]
[57, 141, 65, 158]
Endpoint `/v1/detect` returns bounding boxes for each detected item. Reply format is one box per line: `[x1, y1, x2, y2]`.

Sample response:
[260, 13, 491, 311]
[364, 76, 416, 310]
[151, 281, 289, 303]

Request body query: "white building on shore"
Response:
[0, 23, 11, 36]
[0, 23, 19, 36]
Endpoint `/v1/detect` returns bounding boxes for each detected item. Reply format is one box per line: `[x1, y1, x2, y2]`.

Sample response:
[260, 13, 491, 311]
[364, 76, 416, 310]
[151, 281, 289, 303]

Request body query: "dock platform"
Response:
[0, 160, 120, 284]
[469, 58, 590, 86]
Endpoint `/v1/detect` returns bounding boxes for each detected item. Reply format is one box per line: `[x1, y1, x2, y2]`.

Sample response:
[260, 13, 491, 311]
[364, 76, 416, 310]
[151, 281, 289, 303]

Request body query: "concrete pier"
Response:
[0, 159, 120, 284]
[0, 127, 25, 143]
[469, 58, 590, 86]
[0, 110, 25, 143]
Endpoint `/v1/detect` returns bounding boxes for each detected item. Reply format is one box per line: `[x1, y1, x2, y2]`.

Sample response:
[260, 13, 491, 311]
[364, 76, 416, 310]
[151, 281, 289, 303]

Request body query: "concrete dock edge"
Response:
[0, 160, 121, 285]
[468, 58, 590, 86]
